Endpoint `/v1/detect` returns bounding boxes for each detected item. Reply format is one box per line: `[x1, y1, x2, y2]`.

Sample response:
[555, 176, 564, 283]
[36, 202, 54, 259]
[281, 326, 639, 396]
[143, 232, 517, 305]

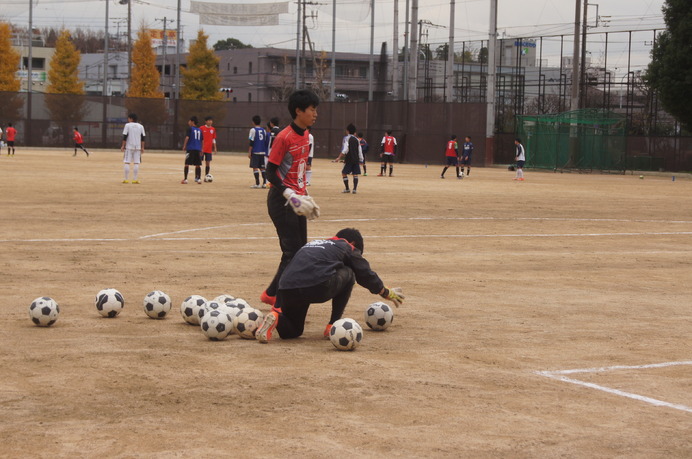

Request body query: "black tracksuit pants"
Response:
[275, 266, 355, 339]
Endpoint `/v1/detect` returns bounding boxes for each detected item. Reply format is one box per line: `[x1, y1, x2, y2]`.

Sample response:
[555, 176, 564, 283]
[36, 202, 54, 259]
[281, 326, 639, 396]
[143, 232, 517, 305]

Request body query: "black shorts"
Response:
[445, 156, 458, 166]
[341, 163, 361, 175]
[185, 150, 202, 166]
[7, 141, 15, 147]
[381, 154, 395, 164]
[516, 160, 525, 168]
[250, 154, 266, 169]
[460, 155, 471, 165]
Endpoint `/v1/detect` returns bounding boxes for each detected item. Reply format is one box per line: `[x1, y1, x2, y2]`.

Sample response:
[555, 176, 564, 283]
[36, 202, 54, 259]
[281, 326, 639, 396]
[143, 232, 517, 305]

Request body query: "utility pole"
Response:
[485, 0, 497, 166]
[104, 0, 109, 96]
[176, 0, 181, 99]
[296, 0, 302, 90]
[156, 17, 175, 96]
[407, 0, 418, 102]
[580, 1, 588, 108]
[446, 0, 455, 103]
[570, 0, 581, 110]
[368, 0, 374, 101]
[392, 0, 399, 100]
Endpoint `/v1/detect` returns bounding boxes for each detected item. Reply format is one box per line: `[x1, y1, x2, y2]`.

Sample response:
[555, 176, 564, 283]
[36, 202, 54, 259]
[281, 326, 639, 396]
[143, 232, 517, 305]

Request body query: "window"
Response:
[249, 62, 253, 74]
[233, 66, 237, 74]
[248, 92, 252, 102]
[23, 57, 45, 69]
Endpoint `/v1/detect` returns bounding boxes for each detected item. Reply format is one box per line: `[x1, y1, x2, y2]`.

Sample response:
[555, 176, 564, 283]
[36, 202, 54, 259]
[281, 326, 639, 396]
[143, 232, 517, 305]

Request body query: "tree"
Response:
[646, 0, 692, 130]
[181, 30, 223, 101]
[47, 30, 84, 95]
[0, 22, 21, 92]
[45, 30, 87, 144]
[126, 27, 168, 127]
[213, 38, 253, 51]
[0, 22, 23, 123]
[128, 28, 163, 98]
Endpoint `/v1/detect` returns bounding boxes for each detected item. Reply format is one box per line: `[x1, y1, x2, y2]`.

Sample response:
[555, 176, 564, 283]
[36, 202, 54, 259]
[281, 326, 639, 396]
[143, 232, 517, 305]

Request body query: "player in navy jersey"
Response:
[333, 123, 363, 193]
[357, 132, 369, 176]
[259, 89, 320, 310]
[248, 115, 268, 188]
[461, 136, 474, 177]
[181, 116, 204, 184]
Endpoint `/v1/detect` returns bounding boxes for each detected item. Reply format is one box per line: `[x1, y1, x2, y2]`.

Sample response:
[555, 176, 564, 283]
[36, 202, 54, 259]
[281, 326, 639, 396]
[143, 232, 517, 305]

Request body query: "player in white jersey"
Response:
[120, 113, 146, 184]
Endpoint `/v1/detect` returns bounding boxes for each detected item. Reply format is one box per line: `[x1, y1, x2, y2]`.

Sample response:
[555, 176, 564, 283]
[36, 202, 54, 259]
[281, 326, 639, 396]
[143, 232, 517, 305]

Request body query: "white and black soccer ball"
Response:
[213, 294, 235, 304]
[143, 290, 172, 319]
[329, 318, 363, 351]
[364, 301, 394, 331]
[95, 288, 125, 318]
[180, 295, 207, 325]
[232, 307, 264, 339]
[29, 297, 59, 327]
[224, 298, 250, 317]
[200, 309, 233, 340]
[202, 300, 230, 318]
[204, 174, 213, 183]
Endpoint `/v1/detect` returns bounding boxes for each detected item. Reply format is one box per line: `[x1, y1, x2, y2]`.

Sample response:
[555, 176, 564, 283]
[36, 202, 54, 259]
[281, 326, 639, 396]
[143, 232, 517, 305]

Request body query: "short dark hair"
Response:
[451, 134, 457, 140]
[357, 132, 364, 137]
[336, 228, 364, 253]
[270, 117, 279, 126]
[190, 116, 198, 125]
[128, 113, 138, 122]
[252, 115, 261, 125]
[288, 89, 319, 119]
[465, 136, 471, 140]
[204, 116, 213, 121]
[346, 123, 356, 134]
[74, 127, 79, 131]
[515, 138, 522, 143]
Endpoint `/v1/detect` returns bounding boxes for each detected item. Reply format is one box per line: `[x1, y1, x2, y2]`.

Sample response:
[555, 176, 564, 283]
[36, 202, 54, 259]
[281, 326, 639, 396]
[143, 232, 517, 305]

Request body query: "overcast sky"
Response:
[1, 0, 666, 72]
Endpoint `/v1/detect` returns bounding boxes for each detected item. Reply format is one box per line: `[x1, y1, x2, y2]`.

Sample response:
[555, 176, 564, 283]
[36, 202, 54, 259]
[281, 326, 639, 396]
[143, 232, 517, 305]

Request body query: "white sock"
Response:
[124, 164, 130, 180]
[518, 169, 523, 178]
[306, 170, 313, 184]
[133, 164, 139, 180]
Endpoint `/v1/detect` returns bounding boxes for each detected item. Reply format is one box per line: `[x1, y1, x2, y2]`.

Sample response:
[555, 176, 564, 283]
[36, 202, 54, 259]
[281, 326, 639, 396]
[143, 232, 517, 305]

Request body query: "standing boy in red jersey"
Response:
[5, 123, 17, 156]
[378, 130, 397, 176]
[199, 116, 217, 180]
[260, 89, 321, 309]
[72, 127, 90, 157]
[440, 134, 460, 179]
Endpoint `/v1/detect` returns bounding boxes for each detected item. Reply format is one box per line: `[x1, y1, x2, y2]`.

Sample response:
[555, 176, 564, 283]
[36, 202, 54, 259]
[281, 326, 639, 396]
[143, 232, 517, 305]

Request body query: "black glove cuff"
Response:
[380, 288, 390, 298]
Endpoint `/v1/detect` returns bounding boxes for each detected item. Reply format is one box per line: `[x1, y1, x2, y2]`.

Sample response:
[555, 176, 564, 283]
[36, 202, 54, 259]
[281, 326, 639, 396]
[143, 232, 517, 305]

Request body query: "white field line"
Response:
[535, 361, 692, 413]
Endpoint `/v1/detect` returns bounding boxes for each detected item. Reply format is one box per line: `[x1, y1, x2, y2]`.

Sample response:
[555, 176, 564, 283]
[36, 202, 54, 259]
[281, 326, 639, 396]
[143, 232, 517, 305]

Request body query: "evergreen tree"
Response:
[213, 37, 253, 51]
[0, 22, 21, 92]
[47, 30, 84, 94]
[646, 0, 692, 130]
[181, 30, 222, 101]
[128, 27, 163, 98]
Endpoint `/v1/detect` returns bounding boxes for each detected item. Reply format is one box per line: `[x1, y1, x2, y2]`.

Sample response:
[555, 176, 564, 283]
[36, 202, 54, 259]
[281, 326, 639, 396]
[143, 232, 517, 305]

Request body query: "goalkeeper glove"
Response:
[283, 189, 320, 220]
[380, 287, 404, 307]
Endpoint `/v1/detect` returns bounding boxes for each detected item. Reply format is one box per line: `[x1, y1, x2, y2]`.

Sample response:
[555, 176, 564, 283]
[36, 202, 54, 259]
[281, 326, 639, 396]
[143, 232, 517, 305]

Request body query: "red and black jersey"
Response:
[74, 131, 84, 144]
[445, 140, 458, 157]
[268, 123, 310, 195]
[381, 135, 397, 154]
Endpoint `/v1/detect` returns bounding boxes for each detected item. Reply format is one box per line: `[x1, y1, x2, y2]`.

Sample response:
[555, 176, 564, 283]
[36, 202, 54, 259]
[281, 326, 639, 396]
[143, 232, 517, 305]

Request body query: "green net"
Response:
[517, 109, 627, 172]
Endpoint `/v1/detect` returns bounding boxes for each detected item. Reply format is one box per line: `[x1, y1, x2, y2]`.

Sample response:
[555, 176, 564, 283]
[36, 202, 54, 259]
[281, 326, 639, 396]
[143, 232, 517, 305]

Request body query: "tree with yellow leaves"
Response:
[0, 22, 23, 123]
[125, 27, 168, 127]
[181, 30, 222, 101]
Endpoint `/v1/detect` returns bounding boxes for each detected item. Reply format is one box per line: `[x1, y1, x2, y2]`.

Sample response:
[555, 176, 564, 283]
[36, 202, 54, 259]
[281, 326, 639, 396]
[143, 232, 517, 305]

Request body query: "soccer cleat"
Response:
[342, 189, 351, 193]
[132, 180, 140, 184]
[181, 179, 188, 184]
[440, 175, 445, 179]
[363, 173, 368, 176]
[260, 290, 276, 306]
[250, 184, 261, 188]
[256, 310, 278, 343]
[377, 173, 384, 176]
[262, 183, 267, 188]
[352, 189, 357, 194]
[122, 180, 130, 184]
[518, 178, 525, 181]
[457, 175, 463, 179]
[196, 179, 202, 184]
[86, 151, 90, 157]
[323, 323, 333, 339]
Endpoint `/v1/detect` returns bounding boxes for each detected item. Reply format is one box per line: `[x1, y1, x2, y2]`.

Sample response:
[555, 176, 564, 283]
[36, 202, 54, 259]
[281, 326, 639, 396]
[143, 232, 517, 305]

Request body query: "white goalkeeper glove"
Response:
[283, 189, 320, 220]
[380, 287, 405, 307]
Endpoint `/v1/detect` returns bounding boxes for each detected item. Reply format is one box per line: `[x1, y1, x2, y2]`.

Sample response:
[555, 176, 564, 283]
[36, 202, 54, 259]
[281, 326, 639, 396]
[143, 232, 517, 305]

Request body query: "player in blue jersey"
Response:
[249, 115, 269, 188]
[181, 116, 204, 184]
[461, 136, 474, 177]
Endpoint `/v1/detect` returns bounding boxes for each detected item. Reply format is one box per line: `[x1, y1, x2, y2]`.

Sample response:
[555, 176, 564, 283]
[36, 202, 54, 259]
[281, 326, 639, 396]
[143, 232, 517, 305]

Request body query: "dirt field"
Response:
[1, 148, 690, 458]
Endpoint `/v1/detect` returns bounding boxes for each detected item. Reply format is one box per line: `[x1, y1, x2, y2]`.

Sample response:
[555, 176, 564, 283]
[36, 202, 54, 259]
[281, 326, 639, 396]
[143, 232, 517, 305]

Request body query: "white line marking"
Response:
[536, 361, 692, 413]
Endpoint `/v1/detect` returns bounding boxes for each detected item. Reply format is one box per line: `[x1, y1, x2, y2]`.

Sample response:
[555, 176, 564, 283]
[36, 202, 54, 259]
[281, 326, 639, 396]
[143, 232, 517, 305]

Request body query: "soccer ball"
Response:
[213, 294, 236, 304]
[180, 295, 207, 325]
[143, 290, 172, 319]
[204, 174, 213, 183]
[202, 300, 230, 317]
[224, 298, 250, 317]
[29, 297, 59, 327]
[95, 288, 125, 318]
[329, 318, 363, 351]
[200, 309, 234, 341]
[232, 307, 264, 339]
[364, 302, 394, 331]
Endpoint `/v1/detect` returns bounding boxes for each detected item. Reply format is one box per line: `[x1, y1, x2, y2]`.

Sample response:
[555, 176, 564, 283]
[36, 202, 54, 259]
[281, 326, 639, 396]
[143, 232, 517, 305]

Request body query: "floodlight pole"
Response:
[445, 0, 455, 103]
[485, 0, 497, 166]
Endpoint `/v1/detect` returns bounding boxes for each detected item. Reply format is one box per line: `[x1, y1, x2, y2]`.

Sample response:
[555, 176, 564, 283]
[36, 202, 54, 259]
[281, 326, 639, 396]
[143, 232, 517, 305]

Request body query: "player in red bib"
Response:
[5, 123, 17, 156]
[73, 127, 90, 157]
[199, 116, 217, 179]
[440, 135, 460, 179]
[260, 89, 320, 310]
[378, 130, 397, 176]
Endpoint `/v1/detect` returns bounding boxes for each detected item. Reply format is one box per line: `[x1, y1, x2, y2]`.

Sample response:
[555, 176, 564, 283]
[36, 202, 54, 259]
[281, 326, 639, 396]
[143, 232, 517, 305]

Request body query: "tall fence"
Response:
[1, 91, 690, 171]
